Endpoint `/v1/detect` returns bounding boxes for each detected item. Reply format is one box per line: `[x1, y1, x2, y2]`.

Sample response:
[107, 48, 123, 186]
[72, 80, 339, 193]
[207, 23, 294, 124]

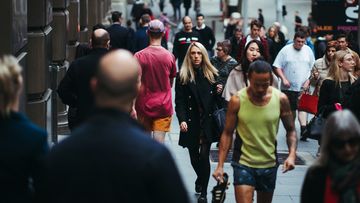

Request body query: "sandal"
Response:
[211, 173, 229, 203]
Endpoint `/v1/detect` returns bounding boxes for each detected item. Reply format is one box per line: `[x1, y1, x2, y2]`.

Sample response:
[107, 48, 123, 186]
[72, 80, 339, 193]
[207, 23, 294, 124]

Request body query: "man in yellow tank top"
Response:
[213, 60, 297, 203]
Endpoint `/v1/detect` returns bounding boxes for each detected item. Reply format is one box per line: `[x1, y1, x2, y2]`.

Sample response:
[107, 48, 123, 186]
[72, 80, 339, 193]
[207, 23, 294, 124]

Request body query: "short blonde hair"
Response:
[179, 42, 218, 84]
[0, 55, 22, 117]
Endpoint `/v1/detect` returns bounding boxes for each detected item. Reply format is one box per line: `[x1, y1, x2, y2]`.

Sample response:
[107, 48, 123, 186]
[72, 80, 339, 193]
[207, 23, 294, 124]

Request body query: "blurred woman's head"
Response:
[267, 25, 277, 39]
[180, 42, 218, 84]
[0, 55, 23, 117]
[319, 110, 360, 164]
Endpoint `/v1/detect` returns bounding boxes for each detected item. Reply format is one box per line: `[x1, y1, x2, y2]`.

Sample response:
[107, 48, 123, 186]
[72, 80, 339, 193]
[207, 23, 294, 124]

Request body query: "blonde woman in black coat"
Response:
[175, 42, 222, 203]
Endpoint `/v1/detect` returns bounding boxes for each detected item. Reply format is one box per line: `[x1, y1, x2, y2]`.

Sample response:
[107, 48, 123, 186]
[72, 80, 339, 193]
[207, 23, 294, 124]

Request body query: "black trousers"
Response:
[188, 141, 211, 195]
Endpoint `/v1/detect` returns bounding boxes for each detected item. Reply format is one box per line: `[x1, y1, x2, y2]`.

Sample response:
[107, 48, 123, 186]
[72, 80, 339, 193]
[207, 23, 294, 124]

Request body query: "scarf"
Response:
[327, 158, 360, 203]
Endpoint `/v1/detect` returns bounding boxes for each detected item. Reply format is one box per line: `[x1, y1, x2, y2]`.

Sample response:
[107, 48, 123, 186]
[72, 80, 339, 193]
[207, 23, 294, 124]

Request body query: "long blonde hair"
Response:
[327, 50, 356, 85]
[179, 42, 218, 84]
[0, 55, 22, 117]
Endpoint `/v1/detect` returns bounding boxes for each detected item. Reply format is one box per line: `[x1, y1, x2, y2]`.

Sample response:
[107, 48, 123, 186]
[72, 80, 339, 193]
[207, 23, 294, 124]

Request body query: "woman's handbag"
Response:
[304, 103, 343, 141]
[213, 108, 226, 142]
[298, 92, 319, 114]
[304, 113, 326, 141]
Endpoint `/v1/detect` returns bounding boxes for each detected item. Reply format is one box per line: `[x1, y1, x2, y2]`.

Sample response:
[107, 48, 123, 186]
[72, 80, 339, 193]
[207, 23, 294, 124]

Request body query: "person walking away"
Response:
[0, 55, 49, 202]
[213, 59, 297, 203]
[57, 29, 110, 129]
[43, 50, 190, 203]
[107, 11, 133, 51]
[135, 20, 177, 143]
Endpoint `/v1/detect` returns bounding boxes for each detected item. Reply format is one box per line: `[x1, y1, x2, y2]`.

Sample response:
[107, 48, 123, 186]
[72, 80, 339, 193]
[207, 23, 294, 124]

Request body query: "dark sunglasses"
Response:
[331, 137, 360, 149]
[216, 48, 223, 51]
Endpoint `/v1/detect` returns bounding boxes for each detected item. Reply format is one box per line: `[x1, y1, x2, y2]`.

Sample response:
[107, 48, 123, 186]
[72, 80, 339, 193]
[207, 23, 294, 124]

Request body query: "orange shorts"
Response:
[138, 115, 172, 132]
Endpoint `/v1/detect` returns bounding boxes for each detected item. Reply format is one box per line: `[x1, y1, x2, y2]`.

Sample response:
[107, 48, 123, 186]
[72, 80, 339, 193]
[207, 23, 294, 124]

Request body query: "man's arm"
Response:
[57, 64, 78, 107]
[280, 93, 297, 173]
[274, 67, 290, 88]
[213, 95, 240, 181]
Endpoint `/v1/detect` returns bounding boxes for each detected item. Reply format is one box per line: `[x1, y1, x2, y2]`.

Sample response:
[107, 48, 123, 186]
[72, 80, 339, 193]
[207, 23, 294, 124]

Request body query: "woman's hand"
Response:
[216, 84, 223, 94]
[180, 121, 188, 132]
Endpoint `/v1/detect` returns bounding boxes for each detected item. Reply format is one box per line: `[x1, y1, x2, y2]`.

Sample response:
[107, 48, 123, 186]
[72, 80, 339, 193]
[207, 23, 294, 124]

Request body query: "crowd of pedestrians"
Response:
[2, 2, 360, 203]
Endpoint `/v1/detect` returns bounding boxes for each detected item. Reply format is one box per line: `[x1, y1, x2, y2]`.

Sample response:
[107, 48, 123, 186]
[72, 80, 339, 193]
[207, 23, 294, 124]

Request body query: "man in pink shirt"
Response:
[135, 20, 177, 143]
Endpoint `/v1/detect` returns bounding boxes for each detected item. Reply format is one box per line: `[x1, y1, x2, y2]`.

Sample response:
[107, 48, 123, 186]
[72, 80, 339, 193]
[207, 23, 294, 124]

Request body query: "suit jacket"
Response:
[57, 48, 108, 128]
[0, 112, 48, 203]
[107, 24, 133, 51]
[42, 108, 189, 203]
[175, 72, 221, 148]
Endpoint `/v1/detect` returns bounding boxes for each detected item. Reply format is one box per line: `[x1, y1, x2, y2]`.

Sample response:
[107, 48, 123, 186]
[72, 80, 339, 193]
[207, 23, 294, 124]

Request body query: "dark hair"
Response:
[148, 31, 163, 39]
[233, 27, 242, 34]
[241, 40, 265, 86]
[337, 33, 348, 41]
[92, 23, 106, 31]
[216, 40, 232, 55]
[293, 30, 307, 40]
[111, 11, 122, 23]
[126, 19, 132, 27]
[141, 14, 151, 24]
[250, 19, 262, 28]
[196, 13, 204, 18]
[248, 58, 273, 83]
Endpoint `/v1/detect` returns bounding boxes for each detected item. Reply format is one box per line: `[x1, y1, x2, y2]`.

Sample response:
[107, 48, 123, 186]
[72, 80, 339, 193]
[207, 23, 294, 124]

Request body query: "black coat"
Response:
[42, 108, 190, 203]
[57, 48, 108, 127]
[175, 72, 220, 148]
[107, 24, 133, 51]
[0, 112, 48, 203]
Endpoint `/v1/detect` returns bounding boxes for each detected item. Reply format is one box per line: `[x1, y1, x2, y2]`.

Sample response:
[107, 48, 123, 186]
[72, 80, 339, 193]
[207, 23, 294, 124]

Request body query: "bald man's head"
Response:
[91, 28, 110, 48]
[92, 50, 140, 104]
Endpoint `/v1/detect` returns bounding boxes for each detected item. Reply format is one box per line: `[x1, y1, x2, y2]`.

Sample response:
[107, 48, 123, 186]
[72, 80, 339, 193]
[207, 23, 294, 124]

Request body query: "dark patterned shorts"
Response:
[231, 162, 278, 192]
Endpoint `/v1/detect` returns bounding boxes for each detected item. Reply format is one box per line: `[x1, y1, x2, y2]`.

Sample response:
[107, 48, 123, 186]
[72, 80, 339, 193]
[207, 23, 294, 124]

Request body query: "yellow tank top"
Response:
[236, 87, 281, 168]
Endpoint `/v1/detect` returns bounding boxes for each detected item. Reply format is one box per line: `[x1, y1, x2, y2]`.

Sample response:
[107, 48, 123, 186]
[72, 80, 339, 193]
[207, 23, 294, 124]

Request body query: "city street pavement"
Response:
[57, 1, 317, 202]
[126, 0, 317, 202]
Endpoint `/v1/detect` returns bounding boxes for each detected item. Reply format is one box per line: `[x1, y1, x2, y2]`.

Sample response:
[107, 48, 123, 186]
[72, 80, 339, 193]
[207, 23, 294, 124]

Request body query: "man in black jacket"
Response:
[107, 11, 133, 51]
[57, 28, 109, 130]
[193, 13, 216, 57]
[44, 50, 190, 203]
[173, 16, 201, 69]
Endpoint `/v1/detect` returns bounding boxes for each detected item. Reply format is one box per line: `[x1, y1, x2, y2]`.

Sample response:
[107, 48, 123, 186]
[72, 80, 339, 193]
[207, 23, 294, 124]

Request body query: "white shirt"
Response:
[273, 44, 315, 92]
[245, 35, 261, 47]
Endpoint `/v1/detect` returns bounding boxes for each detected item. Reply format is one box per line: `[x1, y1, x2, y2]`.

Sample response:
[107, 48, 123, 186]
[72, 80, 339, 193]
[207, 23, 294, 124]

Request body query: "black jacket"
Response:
[57, 48, 108, 128]
[107, 24, 133, 51]
[42, 108, 190, 203]
[172, 30, 201, 65]
[192, 26, 216, 51]
[175, 72, 220, 148]
[0, 112, 48, 203]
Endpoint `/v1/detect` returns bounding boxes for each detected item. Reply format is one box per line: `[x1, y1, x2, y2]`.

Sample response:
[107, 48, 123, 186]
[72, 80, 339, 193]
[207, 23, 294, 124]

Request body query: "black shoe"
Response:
[198, 193, 207, 203]
[300, 136, 308, 141]
[195, 177, 202, 193]
[300, 126, 308, 141]
[195, 184, 202, 193]
[211, 173, 229, 203]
